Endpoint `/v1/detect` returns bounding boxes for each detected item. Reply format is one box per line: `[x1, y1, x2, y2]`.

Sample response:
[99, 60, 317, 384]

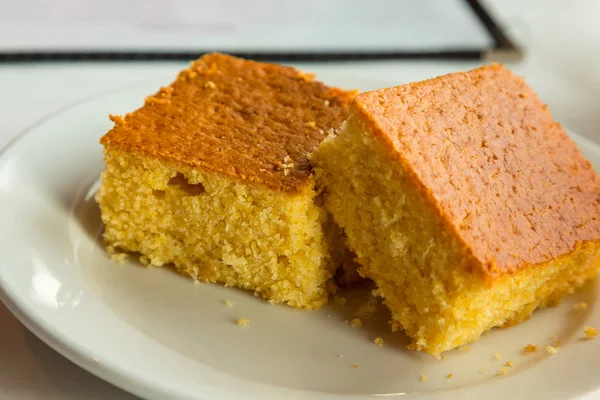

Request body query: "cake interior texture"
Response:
[98, 149, 341, 308]
[312, 64, 600, 355]
[96, 53, 357, 309]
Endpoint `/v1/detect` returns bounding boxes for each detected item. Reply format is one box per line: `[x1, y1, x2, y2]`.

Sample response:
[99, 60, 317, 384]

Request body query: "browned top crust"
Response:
[353, 64, 600, 274]
[100, 53, 355, 193]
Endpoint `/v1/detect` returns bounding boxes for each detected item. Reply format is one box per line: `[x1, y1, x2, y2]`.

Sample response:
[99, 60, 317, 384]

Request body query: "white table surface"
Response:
[1, 1, 600, 399]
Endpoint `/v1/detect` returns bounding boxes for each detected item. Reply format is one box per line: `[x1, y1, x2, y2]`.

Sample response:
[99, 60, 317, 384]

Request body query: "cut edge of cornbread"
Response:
[96, 147, 344, 309]
[312, 112, 600, 355]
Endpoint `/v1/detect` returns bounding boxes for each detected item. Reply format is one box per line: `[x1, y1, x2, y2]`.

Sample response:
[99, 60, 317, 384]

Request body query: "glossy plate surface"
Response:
[1, 73, 600, 400]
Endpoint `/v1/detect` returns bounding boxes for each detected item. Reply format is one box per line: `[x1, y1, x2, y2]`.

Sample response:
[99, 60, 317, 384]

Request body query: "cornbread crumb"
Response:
[459, 345, 471, 352]
[373, 337, 384, 347]
[108, 114, 126, 125]
[494, 352, 502, 360]
[546, 346, 559, 355]
[237, 318, 249, 326]
[306, 121, 317, 128]
[573, 302, 589, 311]
[523, 344, 540, 353]
[350, 318, 362, 328]
[324, 100, 330, 107]
[281, 156, 295, 176]
[110, 252, 127, 265]
[505, 361, 514, 367]
[204, 80, 216, 89]
[333, 295, 347, 305]
[499, 367, 509, 376]
[584, 326, 599, 338]
[446, 373, 453, 380]
[421, 373, 428, 381]
[190, 266, 200, 284]
[224, 300, 233, 307]
[352, 364, 359, 369]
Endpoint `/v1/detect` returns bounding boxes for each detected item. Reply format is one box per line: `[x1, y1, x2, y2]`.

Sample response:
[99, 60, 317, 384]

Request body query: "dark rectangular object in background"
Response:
[0, 0, 520, 63]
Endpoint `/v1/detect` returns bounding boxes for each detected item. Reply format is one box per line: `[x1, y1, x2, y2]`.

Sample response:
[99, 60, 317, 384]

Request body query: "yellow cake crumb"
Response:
[373, 337, 384, 347]
[110, 252, 128, 265]
[546, 345, 559, 355]
[282, 156, 295, 176]
[204, 80, 216, 89]
[494, 352, 502, 360]
[505, 361, 514, 367]
[499, 367, 509, 376]
[523, 344, 540, 353]
[573, 302, 589, 311]
[480, 369, 486, 374]
[584, 326, 599, 338]
[352, 364, 359, 369]
[236, 318, 249, 326]
[224, 300, 233, 307]
[446, 373, 453, 380]
[350, 318, 362, 328]
[333, 295, 347, 305]
[421, 373, 428, 381]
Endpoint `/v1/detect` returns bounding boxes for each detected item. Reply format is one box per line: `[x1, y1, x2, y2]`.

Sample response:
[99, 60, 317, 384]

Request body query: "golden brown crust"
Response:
[353, 64, 600, 275]
[100, 53, 356, 193]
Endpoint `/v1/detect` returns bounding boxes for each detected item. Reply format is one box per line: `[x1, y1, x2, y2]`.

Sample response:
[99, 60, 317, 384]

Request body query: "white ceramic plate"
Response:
[1, 73, 600, 400]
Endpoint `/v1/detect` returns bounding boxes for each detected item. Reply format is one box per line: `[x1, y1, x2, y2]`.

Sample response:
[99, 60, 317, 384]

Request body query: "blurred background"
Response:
[1, 1, 599, 399]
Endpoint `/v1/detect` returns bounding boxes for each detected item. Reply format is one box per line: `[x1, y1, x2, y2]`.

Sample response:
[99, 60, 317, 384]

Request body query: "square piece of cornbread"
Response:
[312, 64, 600, 354]
[96, 53, 356, 309]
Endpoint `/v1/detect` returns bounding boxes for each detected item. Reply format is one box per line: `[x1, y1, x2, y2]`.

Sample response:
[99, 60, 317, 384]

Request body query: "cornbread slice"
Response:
[96, 53, 357, 309]
[312, 64, 600, 354]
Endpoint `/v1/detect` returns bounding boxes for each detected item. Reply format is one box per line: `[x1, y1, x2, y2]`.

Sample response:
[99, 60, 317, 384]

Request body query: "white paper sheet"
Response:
[0, 0, 492, 53]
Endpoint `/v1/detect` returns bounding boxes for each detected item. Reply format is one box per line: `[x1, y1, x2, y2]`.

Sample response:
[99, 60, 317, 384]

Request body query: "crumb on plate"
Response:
[523, 344, 540, 353]
[585, 326, 599, 338]
[350, 318, 362, 328]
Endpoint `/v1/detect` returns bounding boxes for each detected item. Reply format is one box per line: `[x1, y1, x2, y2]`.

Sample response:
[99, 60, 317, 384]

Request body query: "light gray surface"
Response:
[1, 1, 600, 399]
[0, 0, 491, 52]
